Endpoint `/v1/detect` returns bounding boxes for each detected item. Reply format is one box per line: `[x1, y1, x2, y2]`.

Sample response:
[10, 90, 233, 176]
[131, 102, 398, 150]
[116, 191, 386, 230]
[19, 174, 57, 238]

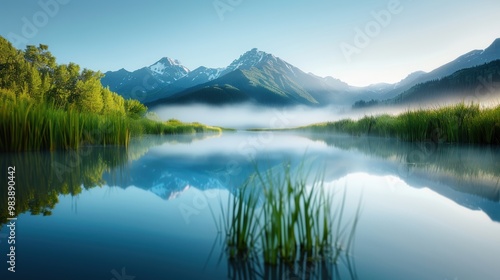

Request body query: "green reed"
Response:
[303, 102, 500, 144]
[0, 100, 221, 152]
[219, 162, 360, 266]
[222, 180, 262, 260]
[0, 101, 130, 151]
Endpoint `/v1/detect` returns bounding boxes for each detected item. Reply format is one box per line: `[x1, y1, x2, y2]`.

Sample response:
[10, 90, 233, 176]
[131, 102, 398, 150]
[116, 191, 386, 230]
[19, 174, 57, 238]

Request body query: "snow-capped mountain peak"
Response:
[148, 57, 190, 79]
[227, 48, 275, 70]
[175, 49, 274, 85]
[212, 48, 280, 78]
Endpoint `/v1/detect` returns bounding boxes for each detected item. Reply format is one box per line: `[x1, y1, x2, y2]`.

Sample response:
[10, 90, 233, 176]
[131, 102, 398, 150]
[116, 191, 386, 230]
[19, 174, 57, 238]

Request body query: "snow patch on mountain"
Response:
[148, 57, 190, 80]
[149, 61, 167, 75]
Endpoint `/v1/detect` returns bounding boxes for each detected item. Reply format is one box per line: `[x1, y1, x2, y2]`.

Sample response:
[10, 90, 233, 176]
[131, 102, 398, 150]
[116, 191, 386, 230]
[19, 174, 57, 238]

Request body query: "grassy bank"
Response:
[0, 100, 221, 152]
[301, 103, 500, 145]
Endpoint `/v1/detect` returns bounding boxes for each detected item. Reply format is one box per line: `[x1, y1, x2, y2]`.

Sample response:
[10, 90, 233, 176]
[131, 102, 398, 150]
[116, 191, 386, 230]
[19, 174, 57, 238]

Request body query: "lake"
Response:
[1, 131, 500, 280]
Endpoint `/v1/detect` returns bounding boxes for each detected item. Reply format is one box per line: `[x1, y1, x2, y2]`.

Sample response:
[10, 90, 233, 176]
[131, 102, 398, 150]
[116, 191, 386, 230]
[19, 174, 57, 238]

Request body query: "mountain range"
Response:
[101, 38, 500, 108]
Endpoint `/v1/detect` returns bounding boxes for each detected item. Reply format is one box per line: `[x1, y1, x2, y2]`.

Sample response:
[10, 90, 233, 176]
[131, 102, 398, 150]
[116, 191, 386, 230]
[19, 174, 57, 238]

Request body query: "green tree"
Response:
[125, 99, 147, 119]
[0, 38, 25, 95]
[0, 36, 148, 119]
[101, 87, 126, 115]
[49, 64, 71, 107]
[26, 63, 43, 101]
[24, 44, 56, 74]
[112, 91, 126, 115]
[75, 69, 104, 113]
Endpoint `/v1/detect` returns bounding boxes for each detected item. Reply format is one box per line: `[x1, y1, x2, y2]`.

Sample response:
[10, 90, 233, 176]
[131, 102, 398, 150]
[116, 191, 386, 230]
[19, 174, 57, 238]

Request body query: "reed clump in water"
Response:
[217, 163, 361, 267]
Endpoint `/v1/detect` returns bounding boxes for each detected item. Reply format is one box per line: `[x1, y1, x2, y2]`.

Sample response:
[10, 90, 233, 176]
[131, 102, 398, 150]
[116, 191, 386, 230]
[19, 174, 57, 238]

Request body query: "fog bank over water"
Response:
[152, 104, 409, 129]
[153, 97, 500, 129]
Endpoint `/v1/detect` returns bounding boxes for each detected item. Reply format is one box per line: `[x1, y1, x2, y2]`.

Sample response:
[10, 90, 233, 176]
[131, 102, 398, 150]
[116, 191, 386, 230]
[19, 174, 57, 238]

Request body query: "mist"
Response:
[151, 92, 500, 129]
[152, 104, 407, 129]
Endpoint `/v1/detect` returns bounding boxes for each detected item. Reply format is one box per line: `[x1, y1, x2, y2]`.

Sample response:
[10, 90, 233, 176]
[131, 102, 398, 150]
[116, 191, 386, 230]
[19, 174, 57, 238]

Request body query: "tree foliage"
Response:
[125, 99, 148, 119]
[0, 35, 144, 118]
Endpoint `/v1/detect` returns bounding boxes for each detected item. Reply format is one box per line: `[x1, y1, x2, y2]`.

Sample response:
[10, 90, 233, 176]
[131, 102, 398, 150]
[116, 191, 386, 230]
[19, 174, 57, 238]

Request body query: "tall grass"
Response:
[130, 118, 222, 135]
[0, 100, 222, 152]
[217, 162, 361, 267]
[257, 164, 334, 265]
[303, 103, 500, 145]
[221, 180, 262, 260]
[0, 101, 130, 151]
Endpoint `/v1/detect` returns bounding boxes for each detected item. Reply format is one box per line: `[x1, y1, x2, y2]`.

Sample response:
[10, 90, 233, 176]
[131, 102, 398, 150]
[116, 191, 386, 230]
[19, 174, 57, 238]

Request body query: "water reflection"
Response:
[304, 133, 500, 201]
[225, 258, 358, 280]
[1, 132, 499, 279]
[127, 132, 500, 222]
[298, 133, 500, 221]
[0, 147, 128, 226]
[0, 133, 217, 227]
[205, 231, 359, 280]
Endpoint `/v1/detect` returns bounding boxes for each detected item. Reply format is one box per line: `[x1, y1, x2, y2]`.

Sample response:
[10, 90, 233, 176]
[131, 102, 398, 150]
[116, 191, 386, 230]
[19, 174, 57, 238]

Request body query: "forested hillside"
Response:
[0, 36, 146, 117]
[0, 36, 220, 151]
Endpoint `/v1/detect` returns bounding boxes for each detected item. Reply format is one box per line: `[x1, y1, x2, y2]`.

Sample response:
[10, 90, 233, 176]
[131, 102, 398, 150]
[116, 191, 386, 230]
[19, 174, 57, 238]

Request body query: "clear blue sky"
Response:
[1, 0, 499, 86]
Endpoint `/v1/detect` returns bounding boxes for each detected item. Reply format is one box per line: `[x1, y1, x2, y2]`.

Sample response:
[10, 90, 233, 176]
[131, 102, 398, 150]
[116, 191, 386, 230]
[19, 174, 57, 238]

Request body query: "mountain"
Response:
[148, 57, 189, 80]
[381, 38, 500, 99]
[101, 57, 190, 103]
[161, 49, 319, 106]
[103, 38, 500, 107]
[103, 48, 364, 107]
[387, 59, 500, 105]
[149, 48, 362, 107]
[174, 66, 224, 88]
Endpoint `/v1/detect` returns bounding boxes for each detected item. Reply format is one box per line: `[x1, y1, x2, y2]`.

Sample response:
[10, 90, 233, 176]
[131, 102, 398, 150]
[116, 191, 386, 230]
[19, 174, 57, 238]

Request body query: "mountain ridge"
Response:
[102, 38, 500, 107]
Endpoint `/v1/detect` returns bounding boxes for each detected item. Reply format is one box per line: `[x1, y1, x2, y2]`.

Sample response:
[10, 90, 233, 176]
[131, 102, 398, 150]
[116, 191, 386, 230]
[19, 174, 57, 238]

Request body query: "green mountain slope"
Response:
[150, 69, 316, 106]
[354, 60, 500, 108]
[390, 60, 500, 104]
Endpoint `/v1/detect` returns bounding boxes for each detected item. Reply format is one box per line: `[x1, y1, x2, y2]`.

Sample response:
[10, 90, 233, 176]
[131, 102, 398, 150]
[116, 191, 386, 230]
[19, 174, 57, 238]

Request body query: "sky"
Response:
[1, 0, 499, 87]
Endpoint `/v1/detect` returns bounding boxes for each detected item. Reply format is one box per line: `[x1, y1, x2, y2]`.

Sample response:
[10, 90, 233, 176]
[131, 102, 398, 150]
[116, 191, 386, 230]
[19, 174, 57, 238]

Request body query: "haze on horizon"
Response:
[1, 0, 499, 87]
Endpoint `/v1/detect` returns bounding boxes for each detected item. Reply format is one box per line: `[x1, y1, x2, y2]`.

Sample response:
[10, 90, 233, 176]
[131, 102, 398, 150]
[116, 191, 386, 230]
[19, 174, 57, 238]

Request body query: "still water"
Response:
[1, 132, 500, 280]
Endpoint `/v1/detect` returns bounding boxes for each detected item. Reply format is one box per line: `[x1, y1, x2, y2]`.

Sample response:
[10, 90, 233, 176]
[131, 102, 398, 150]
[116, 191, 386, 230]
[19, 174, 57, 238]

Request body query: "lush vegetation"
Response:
[215, 163, 360, 267]
[301, 103, 500, 145]
[0, 36, 220, 151]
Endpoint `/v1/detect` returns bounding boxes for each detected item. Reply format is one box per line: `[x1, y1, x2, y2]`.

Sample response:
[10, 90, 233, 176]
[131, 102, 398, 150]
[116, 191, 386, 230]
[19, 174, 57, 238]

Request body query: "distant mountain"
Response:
[394, 71, 427, 89]
[103, 48, 364, 107]
[154, 49, 317, 106]
[149, 57, 190, 79]
[388, 59, 500, 105]
[103, 38, 500, 107]
[381, 38, 500, 99]
[101, 57, 190, 103]
[174, 66, 224, 89]
[148, 48, 365, 107]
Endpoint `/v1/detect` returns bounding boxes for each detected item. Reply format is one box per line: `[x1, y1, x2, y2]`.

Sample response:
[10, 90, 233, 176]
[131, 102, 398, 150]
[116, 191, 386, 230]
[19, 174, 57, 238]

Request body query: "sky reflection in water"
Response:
[1, 132, 499, 280]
